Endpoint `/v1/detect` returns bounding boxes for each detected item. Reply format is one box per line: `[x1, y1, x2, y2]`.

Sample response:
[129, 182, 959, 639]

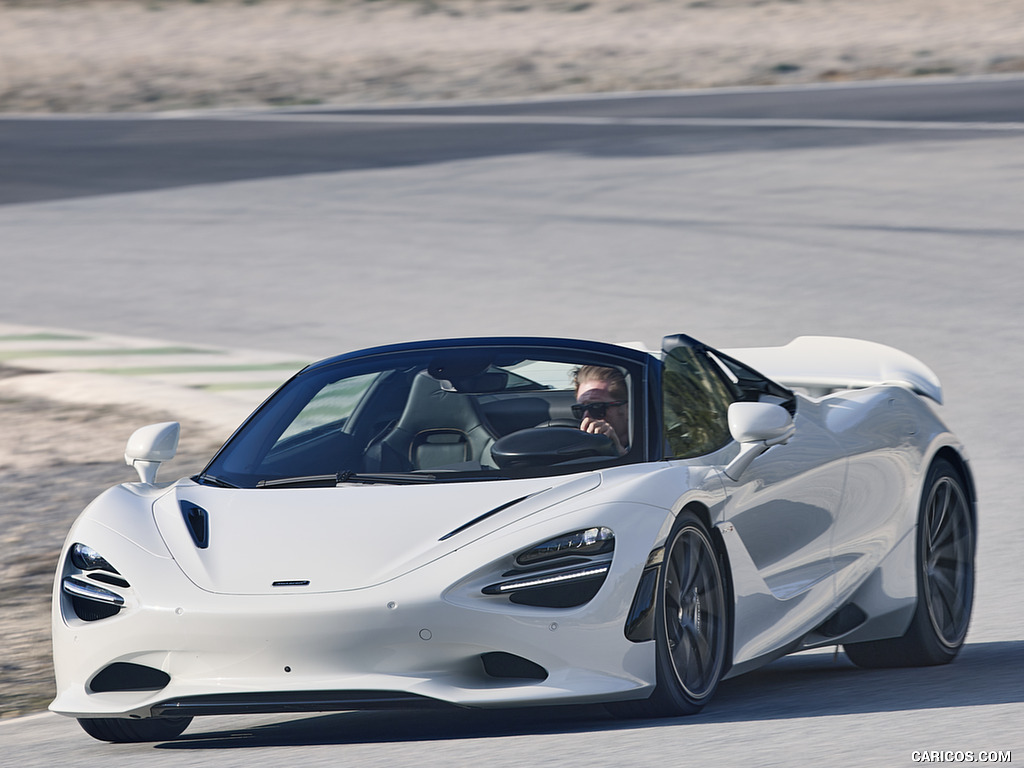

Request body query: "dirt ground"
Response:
[2, 0, 1024, 113]
[0, 369, 225, 718]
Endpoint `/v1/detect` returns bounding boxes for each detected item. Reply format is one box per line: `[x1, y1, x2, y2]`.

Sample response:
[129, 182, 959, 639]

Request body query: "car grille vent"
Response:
[180, 501, 210, 549]
[70, 594, 121, 622]
[481, 652, 548, 681]
[624, 565, 660, 642]
[814, 603, 868, 638]
[62, 575, 125, 622]
[90, 663, 171, 693]
[87, 572, 131, 589]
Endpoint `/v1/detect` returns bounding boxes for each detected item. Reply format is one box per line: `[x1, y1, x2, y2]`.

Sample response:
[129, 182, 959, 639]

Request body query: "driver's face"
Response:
[576, 379, 629, 448]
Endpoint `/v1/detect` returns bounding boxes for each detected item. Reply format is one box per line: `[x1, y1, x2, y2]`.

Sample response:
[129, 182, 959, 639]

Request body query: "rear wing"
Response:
[721, 336, 943, 404]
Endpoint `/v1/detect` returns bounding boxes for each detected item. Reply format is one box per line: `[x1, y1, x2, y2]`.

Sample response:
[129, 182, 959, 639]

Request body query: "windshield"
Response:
[199, 345, 641, 488]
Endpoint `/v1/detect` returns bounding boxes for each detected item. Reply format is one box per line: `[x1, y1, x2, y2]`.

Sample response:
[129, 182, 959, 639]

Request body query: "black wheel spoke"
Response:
[931, 565, 959, 603]
[928, 483, 951, 547]
[688, 619, 713, 683]
[929, 568, 962, 633]
[930, 518, 955, 552]
[665, 549, 683, 595]
[675, 618, 694, 665]
[665, 557, 684, 621]
[681, 539, 702, 595]
[927, 579, 952, 634]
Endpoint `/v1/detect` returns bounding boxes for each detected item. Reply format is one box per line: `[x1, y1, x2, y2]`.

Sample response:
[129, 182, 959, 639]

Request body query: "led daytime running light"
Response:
[62, 577, 125, 606]
[493, 564, 611, 593]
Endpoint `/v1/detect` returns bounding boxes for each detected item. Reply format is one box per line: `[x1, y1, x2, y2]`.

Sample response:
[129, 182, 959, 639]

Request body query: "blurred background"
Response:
[2, 0, 1024, 113]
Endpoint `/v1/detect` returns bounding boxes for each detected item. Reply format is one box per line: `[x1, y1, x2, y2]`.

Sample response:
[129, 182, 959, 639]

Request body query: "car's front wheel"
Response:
[77, 716, 193, 743]
[845, 457, 974, 668]
[609, 511, 729, 717]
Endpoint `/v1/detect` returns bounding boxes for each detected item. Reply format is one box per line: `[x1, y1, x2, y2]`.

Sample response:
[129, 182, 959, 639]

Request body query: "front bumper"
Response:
[51, 503, 666, 719]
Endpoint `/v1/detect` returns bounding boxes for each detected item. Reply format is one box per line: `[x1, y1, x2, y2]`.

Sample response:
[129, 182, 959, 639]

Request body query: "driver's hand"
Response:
[580, 416, 626, 455]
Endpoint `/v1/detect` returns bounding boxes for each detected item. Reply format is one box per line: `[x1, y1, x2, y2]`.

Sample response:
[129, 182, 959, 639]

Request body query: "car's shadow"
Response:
[157, 640, 1023, 749]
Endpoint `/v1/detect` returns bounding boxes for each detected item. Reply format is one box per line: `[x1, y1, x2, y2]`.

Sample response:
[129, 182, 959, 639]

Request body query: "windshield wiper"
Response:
[255, 471, 438, 488]
[194, 473, 240, 488]
[338, 471, 438, 485]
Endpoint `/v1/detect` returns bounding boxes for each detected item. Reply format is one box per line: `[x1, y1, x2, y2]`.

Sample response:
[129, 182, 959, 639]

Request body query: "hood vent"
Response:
[180, 501, 210, 549]
[438, 493, 540, 542]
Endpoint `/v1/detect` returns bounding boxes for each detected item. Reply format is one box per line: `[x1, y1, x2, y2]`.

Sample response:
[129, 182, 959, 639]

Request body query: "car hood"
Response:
[152, 474, 599, 595]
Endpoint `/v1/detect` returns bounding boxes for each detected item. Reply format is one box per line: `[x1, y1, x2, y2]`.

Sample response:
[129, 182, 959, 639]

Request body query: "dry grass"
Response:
[2, 0, 1023, 113]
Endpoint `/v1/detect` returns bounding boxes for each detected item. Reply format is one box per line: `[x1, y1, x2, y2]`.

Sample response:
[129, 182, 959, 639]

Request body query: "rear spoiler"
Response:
[721, 336, 943, 404]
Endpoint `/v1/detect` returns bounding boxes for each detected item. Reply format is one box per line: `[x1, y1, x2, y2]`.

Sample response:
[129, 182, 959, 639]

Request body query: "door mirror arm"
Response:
[723, 403, 795, 481]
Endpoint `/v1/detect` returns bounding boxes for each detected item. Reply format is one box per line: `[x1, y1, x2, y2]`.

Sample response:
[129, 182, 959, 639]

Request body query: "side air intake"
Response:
[180, 501, 210, 549]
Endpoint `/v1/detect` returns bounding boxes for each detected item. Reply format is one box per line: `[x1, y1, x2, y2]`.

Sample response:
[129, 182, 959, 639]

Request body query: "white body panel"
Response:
[723, 336, 943, 403]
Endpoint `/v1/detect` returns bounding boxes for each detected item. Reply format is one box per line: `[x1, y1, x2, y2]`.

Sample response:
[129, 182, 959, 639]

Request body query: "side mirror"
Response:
[723, 403, 794, 481]
[125, 422, 180, 484]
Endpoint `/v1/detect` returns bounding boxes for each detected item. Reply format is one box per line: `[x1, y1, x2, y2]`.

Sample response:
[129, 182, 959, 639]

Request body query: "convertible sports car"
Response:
[51, 334, 976, 742]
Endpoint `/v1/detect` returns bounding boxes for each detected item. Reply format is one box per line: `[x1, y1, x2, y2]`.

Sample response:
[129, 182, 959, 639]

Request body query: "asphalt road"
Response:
[1, 77, 1022, 766]
[3, 76, 1024, 206]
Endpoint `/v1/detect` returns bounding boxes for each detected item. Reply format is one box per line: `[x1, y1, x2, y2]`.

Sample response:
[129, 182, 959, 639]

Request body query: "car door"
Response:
[661, 336, 847, 670]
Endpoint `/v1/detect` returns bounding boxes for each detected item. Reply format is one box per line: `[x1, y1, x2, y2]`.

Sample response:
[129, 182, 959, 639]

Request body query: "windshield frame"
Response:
[197, 337, 653, 488]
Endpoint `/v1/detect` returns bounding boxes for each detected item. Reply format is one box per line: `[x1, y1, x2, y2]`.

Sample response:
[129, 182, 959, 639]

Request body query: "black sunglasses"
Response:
[571, 400, 626, 420]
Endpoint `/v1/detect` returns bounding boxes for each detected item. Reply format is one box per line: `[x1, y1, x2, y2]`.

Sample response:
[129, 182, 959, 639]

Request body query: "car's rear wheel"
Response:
[609, 511, 728, 717]
[77, 716, 193, 743]
[845, 457, 974, 668]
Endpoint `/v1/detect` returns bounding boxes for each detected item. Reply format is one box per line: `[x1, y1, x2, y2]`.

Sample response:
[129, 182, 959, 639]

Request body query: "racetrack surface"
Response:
[4, 76, 1024, 205]
[1, 79, 1022, 765]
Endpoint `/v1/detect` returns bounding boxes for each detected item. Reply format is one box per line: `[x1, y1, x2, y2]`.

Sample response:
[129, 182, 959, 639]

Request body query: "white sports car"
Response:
[51, 334, 976, 742]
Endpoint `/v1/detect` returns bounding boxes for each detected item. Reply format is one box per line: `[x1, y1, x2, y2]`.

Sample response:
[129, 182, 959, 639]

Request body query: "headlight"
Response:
[63, 543, 129, 622]
[483, 527, 615, 608]
[70, 543, 119, 573]
[516, 527, 615, 566]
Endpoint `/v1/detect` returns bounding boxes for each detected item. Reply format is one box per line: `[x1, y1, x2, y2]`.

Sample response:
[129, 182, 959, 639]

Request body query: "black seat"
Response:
[364, 373, 497, 471]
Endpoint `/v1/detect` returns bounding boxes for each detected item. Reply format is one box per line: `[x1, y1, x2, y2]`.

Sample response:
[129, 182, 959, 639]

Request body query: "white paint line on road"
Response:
[9, 110, 1022, 132]
[4, 73, 1024, 122]
[187, 112, 1024, 132]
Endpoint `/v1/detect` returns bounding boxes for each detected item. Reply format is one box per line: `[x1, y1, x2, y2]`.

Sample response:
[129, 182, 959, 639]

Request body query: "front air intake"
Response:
[481, 652, 548, 681]
[90, 663, 171, 693]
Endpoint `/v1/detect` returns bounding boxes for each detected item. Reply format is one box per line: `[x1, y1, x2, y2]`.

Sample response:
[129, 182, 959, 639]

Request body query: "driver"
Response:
[572, 366, 630, 456]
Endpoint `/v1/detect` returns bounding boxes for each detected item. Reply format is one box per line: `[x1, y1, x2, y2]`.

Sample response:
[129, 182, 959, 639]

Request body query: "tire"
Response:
[609, 511, 729, 718]
[845, 457, 974, 668]
[77, 716, 193, 743]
